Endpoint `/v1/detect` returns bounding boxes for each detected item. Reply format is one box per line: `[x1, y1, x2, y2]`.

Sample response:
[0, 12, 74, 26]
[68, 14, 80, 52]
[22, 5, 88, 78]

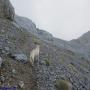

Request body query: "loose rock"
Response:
[0, 76, 5, 83]
[18, 81, 24, 88]
[11, 53, 28, 63]
[12, 69, 16, 74]
[0, 57, 3, 67]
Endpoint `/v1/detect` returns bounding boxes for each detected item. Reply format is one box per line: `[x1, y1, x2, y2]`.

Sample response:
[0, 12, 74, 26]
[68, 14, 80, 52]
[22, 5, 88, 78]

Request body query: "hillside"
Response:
[69, 31, 90, 58]
[0, 0, 90, 90]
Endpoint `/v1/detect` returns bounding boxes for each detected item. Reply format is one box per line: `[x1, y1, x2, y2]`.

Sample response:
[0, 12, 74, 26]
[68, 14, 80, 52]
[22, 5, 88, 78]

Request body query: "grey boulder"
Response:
[0, 0, 15, 20]
[11, 53, 28, 63]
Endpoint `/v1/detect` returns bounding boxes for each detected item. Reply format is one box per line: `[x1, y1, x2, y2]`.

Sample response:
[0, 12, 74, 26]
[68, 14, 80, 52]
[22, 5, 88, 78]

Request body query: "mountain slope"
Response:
[69, 31, 90, 58]
[0, 0, 90, 90]
[14, 16, 90, 90]
[14, 15, 90, 90]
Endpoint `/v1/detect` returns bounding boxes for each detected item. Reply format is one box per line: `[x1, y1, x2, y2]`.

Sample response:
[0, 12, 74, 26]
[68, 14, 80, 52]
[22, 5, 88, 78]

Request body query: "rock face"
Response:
[37, 29, 53, 41]
[14, 15, 37, 34]
[0, 0, 15, 20]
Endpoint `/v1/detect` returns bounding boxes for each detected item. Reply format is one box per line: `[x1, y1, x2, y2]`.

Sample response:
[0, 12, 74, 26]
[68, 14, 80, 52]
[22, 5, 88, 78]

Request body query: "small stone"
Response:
[7, 41, 11, 44]
[5, 47, 9, 51]
[2, 50, 6, 54]
[1, 30, 5, 33]
[12, 69, 16, 74]
[0, 76, 5, 83]
[0, 57, 3, 67]
[18, 81, 24, 88]
[0, 81, 1, 85]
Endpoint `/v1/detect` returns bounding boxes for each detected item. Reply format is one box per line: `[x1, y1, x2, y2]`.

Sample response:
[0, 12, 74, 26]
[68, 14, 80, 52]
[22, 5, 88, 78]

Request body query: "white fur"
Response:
[30, 45, 40, 66]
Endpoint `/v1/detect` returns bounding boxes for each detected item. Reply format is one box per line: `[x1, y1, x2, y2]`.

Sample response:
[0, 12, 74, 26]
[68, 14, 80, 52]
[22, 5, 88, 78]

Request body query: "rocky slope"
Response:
[0, 0, 90, 90]
[14, 16, 90, 90]
[0, 18, 39, 90]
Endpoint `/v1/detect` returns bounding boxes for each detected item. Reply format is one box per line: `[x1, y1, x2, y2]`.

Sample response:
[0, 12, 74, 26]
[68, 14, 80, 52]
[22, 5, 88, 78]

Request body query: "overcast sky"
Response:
[10, 0, 90, 41]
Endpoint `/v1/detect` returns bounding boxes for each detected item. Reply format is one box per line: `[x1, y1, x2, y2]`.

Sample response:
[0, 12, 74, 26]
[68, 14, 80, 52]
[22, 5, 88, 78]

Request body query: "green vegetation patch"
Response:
[59, 59, 65, 64]
[55, 80, 71, 90]
[32, 37, 40, 45]
[44, 57, 51, 66]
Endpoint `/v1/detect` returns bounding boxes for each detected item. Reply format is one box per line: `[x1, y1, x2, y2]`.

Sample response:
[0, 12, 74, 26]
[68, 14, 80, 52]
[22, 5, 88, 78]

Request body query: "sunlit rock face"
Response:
[0, 0, 15, 20]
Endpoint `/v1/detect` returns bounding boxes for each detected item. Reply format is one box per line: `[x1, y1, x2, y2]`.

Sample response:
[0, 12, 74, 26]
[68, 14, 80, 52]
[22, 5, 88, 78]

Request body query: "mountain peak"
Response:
[78, 31, 90, 44]
[80, 31, 90, 37]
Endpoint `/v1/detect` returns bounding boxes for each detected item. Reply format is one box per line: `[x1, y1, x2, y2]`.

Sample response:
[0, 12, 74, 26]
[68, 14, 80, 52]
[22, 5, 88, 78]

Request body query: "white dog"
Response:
[30, 45, 40, 66]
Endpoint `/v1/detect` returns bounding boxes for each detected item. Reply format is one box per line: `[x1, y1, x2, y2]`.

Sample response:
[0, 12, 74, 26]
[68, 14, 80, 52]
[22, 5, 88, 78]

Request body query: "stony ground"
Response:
[0, 18, 90, 90]
[0, 19, 38, 90]
[36, 42, 90, 90]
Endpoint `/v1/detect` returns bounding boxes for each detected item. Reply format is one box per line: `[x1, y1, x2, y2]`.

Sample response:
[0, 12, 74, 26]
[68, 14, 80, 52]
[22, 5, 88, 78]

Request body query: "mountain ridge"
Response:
[15, 15, 90, 58]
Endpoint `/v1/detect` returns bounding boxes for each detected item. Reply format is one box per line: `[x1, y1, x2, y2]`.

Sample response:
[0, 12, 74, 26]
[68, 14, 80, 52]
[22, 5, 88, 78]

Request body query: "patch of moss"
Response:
[55, 80, 72, 90]
[59, 59, 65, 64]
[44, 57, 51, 66]
[32, 38, 40, 45]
